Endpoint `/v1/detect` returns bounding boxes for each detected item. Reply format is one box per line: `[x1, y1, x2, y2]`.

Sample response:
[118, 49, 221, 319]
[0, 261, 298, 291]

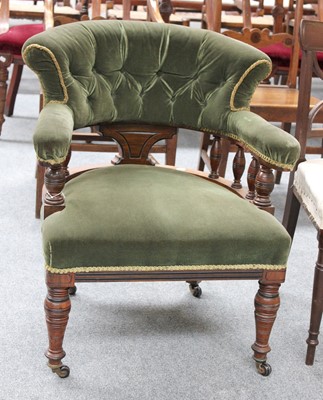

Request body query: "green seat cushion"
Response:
[43, 165, 291, 273]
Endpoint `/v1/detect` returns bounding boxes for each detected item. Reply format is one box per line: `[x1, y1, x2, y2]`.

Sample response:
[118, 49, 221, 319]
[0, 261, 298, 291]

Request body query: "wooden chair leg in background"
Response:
[5, 63, 23, 117]
[282, 171, 301, 238]
[35, 163, 45, 219]
[198, 132, 211, 171]
[218, 138, 231, 178]
[275, 122, 292, 184]
[165, 133, 178, 165]
[306, 233, 323, 365]
[0, 53, 12, 134]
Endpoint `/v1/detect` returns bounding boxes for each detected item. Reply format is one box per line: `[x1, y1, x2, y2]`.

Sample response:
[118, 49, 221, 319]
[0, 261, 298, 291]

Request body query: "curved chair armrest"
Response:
[226, 110, 300, 170]
[34, 103, 74, 165]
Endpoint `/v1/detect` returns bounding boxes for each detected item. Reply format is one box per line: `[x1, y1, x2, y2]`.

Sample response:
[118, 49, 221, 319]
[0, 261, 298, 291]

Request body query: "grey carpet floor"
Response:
[0, 66, 323, 400]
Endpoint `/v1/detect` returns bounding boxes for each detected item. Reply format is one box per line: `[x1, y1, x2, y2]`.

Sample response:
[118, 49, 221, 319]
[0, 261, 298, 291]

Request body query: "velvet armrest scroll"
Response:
[33, 104, 74, 165]
[226, 111, 300, 170]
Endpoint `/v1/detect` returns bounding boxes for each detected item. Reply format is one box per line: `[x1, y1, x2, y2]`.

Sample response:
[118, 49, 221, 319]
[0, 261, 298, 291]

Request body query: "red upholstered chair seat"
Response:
[0, 24, 44, 54]
[261, 42, 323, 69]
[0, 23, 44, 133]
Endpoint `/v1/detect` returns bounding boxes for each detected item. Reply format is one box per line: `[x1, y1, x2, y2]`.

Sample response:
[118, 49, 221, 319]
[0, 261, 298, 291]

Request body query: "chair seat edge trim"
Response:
[45, 263, 287, 274]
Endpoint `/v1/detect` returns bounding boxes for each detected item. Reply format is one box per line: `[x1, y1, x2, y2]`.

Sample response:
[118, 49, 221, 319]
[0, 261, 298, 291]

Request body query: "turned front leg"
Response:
[252, 281, 281, 376]
[44, 272, 74, 378]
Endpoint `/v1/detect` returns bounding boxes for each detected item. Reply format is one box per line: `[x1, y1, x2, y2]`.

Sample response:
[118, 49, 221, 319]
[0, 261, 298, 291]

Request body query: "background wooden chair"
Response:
[23, 19, 300, 378]
[0, 0, 52, 134]
[199, 0, 323, 179]
[282, 18, 323, 365]
[0, 1, 81, 132]
[110, 0, 240, 27]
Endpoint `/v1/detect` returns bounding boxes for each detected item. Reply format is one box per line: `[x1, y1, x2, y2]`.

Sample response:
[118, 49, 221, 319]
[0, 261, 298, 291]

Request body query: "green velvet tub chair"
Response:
[22, 20, 300, 378]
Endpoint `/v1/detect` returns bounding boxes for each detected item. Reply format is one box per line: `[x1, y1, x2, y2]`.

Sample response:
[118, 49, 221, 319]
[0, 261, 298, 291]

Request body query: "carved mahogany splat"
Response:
[98, 123, 177, 165]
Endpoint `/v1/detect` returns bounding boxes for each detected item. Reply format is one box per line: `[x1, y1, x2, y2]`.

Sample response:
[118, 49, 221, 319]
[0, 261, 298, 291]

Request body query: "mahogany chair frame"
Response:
[23, 13, 299, 380]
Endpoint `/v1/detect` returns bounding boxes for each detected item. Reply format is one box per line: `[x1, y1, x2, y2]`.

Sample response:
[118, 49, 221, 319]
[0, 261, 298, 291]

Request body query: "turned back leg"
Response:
[5, 63, 23, 117]
[306, 232, 323, 365]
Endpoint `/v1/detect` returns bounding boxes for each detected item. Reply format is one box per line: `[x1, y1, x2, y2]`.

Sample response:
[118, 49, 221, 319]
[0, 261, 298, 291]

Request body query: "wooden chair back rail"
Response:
[147, 0, 166, 22]
[8, 2, 78, 20]
[121, 0, 186, 23]
[44, 0, 55, 29]
[78, 0, 162, 22]
[108, 0, 186, 24]
[205, 0, 301, 86]
[233, 0, 286, 32]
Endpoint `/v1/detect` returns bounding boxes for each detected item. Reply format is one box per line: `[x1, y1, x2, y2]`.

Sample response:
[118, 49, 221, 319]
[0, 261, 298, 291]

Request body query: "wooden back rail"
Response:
[205, 0, 300, 86]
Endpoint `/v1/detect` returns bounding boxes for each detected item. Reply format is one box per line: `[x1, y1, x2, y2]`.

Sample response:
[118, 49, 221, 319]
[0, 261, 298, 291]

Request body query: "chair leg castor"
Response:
[68, 286, 77, 296]
[189, 283, 202, 298]
[256, 361, 272, 377]
[48, 363, 70, 378]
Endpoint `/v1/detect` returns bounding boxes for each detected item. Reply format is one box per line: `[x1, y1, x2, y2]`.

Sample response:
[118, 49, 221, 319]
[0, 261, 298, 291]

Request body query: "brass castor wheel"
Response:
[50, 364, 70, 378]
[189, 283, 202, 298]
[256, 361, 272, 377]
[68, 286, 77, 296]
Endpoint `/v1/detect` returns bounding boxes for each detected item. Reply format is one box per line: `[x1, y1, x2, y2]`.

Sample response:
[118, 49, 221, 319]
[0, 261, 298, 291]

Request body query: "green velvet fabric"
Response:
[33, 104, 74, 164]
[22, 20, 300, 169]
[42, 165, 291, 271]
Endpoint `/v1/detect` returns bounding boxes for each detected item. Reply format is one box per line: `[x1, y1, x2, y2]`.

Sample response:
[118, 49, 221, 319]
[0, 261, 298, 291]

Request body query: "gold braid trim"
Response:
[22, 44, 68, 105]
[230, 59, 272, 111]
[36, 155, 68, 166]
[225, 132, 294, 170]
[201, 127, 295, 171]
[45, 263, 286, 274]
